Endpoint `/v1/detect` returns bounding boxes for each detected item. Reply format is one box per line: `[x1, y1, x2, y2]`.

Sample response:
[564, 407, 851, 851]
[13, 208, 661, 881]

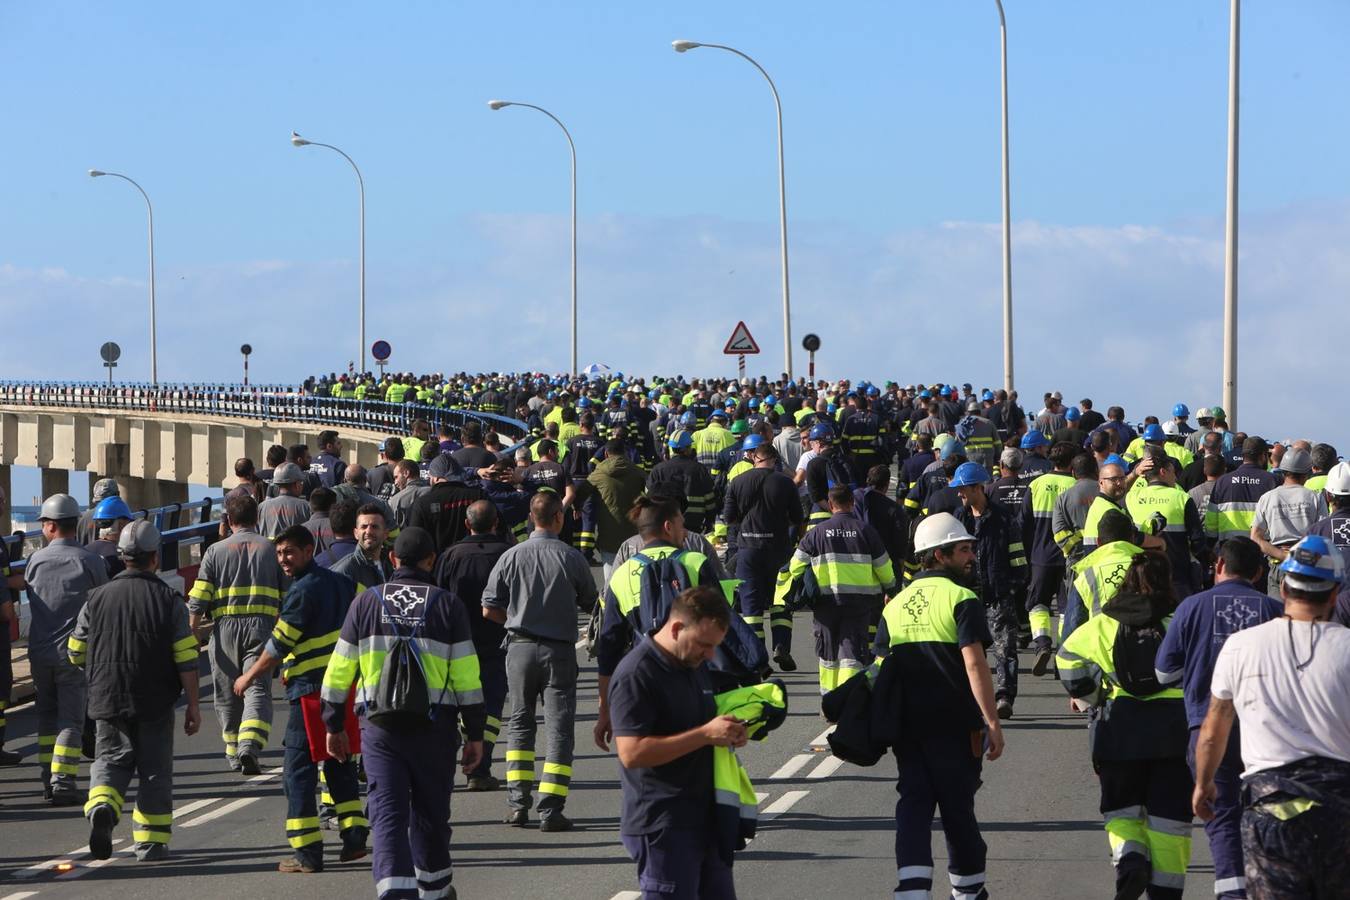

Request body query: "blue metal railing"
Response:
[0, 381, 529, 443]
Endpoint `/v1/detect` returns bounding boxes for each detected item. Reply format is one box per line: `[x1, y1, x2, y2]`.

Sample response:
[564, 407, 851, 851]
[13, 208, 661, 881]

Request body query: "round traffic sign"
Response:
[99, 341, 121, 363]
[240, 343, 253, 356]
[801, 333, 821, 353]
[371, 340, 392, 362]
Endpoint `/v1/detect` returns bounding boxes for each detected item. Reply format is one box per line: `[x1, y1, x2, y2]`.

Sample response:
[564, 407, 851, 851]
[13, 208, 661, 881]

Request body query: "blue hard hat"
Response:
[680, 411, 696, 426]
[948, 461, 991, 488]
[710, 409, 729, 421]
[846, 390, 857, 398]
[1279, 534, 1344, 591]
[808, 424, 834, 441]
[1065, 406, 1081, 422]
[742, 434, 766, 451]
[826, 403, 837, 414]
[577, 396, 591, 408]
[724, 397, 737, 407]
[1172, 403, 1190, 418]
[1143, 423, 1167, 442]
[748, 397, 761, 409]
[981, 389, 994, 401]
[765, 394, 776, 404]
[919, 390, 932, 399]
[668, 432, 693, 451]
[547, 391, 558, 400]
[867, 386, 880, 397]
[94, 496, 134, 521]
[1020, 430, 1048, 449]
[1103, 453, 1130, 471]
[940, 439, 967, 461]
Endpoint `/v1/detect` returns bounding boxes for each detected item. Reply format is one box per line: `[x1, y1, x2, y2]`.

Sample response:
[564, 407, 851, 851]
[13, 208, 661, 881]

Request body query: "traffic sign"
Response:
[100, 341, 121, 363]
[371, 340, 392, 363]
[801, 333, 821, 352]
[240, 343, 253, 356]
[722, 321, 760, 355]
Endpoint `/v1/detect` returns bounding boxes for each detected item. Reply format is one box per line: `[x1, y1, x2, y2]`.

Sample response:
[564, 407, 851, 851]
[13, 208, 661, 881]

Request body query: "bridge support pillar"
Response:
[0, 464, 11, 534]
[40, 468, 69, 501]
[112, 476, 189, 514]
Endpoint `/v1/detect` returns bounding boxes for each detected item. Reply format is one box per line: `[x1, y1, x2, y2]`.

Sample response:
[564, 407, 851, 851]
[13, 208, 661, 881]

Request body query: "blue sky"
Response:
[1, 1, 1348, 448]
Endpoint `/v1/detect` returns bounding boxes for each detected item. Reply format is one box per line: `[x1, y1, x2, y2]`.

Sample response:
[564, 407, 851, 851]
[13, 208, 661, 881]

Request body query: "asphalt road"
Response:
[0, 598, 1217, 899]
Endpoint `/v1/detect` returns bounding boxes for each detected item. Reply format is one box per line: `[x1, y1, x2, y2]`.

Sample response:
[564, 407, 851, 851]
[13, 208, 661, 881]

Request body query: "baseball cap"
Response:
[428, 454, 465, 480]
[1279, 447, 1313, 475]
[117, 520, 161, 559]
[91, 478, 120, 502]
[393, 526, 436, 566]
[272, 462, 305, 485]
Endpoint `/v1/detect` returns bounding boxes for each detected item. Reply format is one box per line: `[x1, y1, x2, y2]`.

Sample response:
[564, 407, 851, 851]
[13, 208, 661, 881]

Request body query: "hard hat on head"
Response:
[680, 411, 696, 426]
[1196, 407, 1212, 420]
[742, 434, 766, 451]
[668, 432, 693, 452]
[868, 386, 880, 397]
[765, 394, 776, 404]
[38, 493, 80, 522]
[1326, 461, 1350, 496]
[1209, 405, 1226, 420]
[1161, 420, 1179, 436]
[949, 462, 991, 488]
[91, 478, 120, 502]
[981, 389, 994, 402]
[808, 424, 834, 442]
[1172, 403, 1190, 418]
[730, 420, 750, 435]
[1143, 423, 1167, 442]
[933, 433, 953, 452]
[1278, 535, 1344, 592]
[577, 396, 591, 408]
[1020, 430, 1048, 450]
[940, 440, 967, 461]
[966, 400, 980, 413]
[1102, 454, 1130, 472]
[748, 397, 761, 409]
[117, 520, 160, 560]
[1065, 406, 1081, 422]
[913, 512, 975, 555]
[710, 410, 728, 421]
[93, 496, 134, 522]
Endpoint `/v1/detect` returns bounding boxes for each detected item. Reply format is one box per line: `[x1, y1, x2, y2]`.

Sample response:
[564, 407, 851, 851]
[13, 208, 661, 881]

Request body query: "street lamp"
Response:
[487, 100, 578, 378]
[993, 2, 1014, 396]
[1221, 0, 1240, 427]
[89, 169, 158, 385]
[291, 131, 367, 372]
[673, 39, 793, 379]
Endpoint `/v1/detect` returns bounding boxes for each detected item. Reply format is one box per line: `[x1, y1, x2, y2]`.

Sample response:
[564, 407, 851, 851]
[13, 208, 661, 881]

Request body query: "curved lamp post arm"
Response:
[89, 170, 157, 385]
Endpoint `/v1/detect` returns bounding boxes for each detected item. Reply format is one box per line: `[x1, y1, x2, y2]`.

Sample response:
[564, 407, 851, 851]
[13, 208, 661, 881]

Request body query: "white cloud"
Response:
[2, 200, 1347, 449]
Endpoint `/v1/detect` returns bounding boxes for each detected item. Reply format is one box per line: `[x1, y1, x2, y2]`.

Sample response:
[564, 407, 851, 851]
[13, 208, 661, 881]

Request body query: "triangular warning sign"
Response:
[723, 320, 761, 355]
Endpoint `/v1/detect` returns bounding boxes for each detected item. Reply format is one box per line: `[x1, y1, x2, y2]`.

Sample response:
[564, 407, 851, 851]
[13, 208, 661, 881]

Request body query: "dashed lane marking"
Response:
[173, 797, 222, 817]
[56, 845, 132, 880]
[13, 840, 126, 879]
[761, 790, 810, 819]
[768, 753, 815, 779]
[609, 892, 643, 900]
[810, 725, 835, 747]
[806, 755, 845, 779]
[179, 796, 260, 828]
[245, 765, 284, 784]
[2, 891, 42, 899]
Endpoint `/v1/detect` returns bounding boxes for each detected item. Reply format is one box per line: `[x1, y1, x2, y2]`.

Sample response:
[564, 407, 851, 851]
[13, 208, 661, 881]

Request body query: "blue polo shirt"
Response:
[1155, 580, 1283, 727]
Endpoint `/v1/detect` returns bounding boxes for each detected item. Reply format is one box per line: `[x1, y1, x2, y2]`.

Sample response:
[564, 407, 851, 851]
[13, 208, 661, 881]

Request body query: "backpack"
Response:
[368, 587, 447, 730]
[1112, 620, 1168, 697]
[824, 452, 856, 491]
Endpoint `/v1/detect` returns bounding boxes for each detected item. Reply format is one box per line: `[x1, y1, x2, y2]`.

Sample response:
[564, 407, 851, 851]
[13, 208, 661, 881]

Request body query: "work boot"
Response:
[137, 844, 169, 862]
[996, 698, 1014, 720]
[278, 856, 323, 874]
[88, 804, 116, 860]
[319, 806, 338, 831]
[466, 774, 501, 792]
[773, 647, 797, 672]
[225, 755, 242, 773]
[1113, 863, 1149, 900]
[1032, 641, 1055, 678]
[538, 812, 574, 833]
[50, 786, 81, 807]
[0, 748, 23, 766]
[503, 809, 528, 827]
[237, 750, 261, 776]
[339, 827, 369, 862]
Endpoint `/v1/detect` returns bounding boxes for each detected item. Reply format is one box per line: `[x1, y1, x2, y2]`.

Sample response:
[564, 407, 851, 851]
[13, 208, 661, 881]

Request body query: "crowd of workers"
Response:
[2, 369, 1347, 900]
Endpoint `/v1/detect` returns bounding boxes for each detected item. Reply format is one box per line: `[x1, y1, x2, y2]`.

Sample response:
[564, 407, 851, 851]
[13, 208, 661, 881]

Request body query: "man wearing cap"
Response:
[69, 521, 201, 861]
[1194, 534, 1350, 899]
[873, 511, 1003, 900]
[24, 494, 110, 803]
[258, 462, 313, 540]
[188, 493, 286, 774]
[1250, 445, 1326, 595]
[410, 454, 491, 555]
[77, 478, 122, 546]
[646, 431, 716, 535]
[321, 526, 484, 900]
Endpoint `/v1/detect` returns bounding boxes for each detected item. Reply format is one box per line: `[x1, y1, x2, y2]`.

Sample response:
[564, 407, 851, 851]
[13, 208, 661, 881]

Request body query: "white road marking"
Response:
[179, 796, 260, 827]
[609, 893, 643, 900]
[173, 797, 221, 817]
[807, 755, 845, 779]
[575, 638, 588, 649]
[761, 790, 810, 819]
[768, 753, 815, 779]
[810, 725, 835, 747]
[13, 840, 125, 879]
[56, 846, 132, 880]
[2, 891, 43, 899]
[244, 766, 284, 784]
[754, 792, 769, 804]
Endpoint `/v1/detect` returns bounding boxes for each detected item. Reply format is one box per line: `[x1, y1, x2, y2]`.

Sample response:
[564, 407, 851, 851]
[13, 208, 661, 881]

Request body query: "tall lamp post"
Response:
[993, 2, 1014, 396]
[1221, 0, 1240, 427]
[673, 39, 793, 380]
[89, 169, 158, 385]
[291, 132, 367, 372]
[487, 100, 578, 379]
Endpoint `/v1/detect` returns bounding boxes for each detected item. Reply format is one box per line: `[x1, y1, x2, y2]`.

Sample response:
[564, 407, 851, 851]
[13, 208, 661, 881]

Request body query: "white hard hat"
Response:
[1161, 420, 1180, 436]
[1326, 460, 1350, 496]
[913, 512, 975, 555]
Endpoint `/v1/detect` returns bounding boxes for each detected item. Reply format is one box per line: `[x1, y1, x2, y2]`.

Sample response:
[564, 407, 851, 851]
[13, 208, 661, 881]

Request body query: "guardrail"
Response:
[0, 381, 529, 443]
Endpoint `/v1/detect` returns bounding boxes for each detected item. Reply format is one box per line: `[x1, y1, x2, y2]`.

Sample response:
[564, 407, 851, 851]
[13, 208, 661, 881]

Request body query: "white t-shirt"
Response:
[1211, 617, 1350, 775]
[795, 448, 818, 473]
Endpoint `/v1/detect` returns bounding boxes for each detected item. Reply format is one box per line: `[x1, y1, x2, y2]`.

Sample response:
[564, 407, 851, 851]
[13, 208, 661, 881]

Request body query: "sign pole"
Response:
[738, 354, 746, 384]
[809, 351, 815, 380]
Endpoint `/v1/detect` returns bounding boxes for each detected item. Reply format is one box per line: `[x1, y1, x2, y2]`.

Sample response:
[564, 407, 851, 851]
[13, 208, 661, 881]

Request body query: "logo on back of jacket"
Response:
[381, 584, 428, 627]
[903, 587, 930, 623]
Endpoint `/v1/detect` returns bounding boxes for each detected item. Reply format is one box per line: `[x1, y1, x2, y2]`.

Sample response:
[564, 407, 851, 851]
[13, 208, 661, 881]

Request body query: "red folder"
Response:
[299, 688, 361, 763]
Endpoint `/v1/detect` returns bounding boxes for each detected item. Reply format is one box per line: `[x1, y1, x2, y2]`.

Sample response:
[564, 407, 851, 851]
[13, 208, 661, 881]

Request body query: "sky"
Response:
[1, 1, 1348, 455]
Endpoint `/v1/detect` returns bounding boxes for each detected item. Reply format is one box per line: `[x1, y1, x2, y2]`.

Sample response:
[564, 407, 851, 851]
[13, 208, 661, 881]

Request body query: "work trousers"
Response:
[0, 624, 12, 746]
[812, 601, 873, 695]
[575, 490, 597, 553]
[985, 595, 1019, 704]
[504, 638, 577, 817]
[85, 712, 175, 857]
[467, 651, 507, 779]
[362, 718, 457, 900]
[32, 657, 86, 791]
[621, 827, 737, 900]
[1097, 756, 1194, 900]
[1241, 788, 1350, 900]
[283, 697, 366, 865]
[1188, 728, 1247, 899]
[736, 545, 792, 653]
[1026, 563, 1064, 648]
[209, 615, 273, 763]
[893, 734, 988, 900]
